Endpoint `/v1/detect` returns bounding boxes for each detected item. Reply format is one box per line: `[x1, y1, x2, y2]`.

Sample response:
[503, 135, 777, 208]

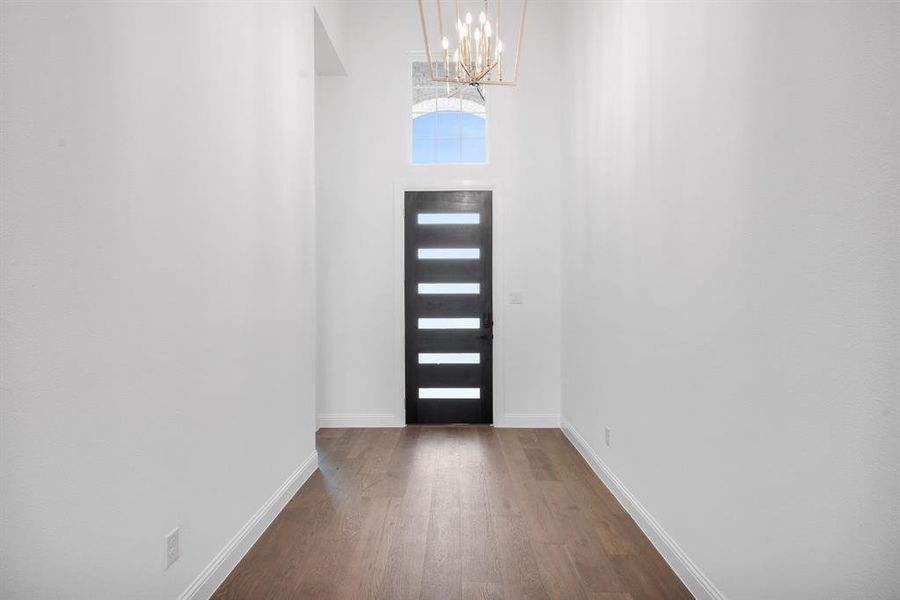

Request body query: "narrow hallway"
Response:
[214, 428, 691, 599]
[2, 1, 897, 598]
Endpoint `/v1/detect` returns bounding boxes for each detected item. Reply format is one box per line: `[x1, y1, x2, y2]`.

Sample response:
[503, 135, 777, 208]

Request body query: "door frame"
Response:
[393, 180, 506, 426]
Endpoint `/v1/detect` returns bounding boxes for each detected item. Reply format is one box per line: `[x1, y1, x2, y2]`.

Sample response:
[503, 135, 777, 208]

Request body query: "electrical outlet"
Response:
[165, 527, 180, 569]
[605, 427, 611, 447]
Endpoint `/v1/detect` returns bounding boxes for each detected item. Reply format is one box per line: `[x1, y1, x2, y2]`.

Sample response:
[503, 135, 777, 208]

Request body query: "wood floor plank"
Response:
[458, 428, 490, 514]
[399, 428, 439, 517]
[212, 427, 695, 600]
[610, 554, 693, 600]
[287, 492, 368, 597]
[334, 496, 394, 599]
[463, 581, 505, 600]
[363, 497, 403, 595]
[346, 427, 384, 460]
[523, 446, 560, 481]
[497, 430, 566, 545]
[540, 480, 627, 593]
[363, 433, 416, 498]
[419, 428, 463, 599]
[480, 429, 521, 516]
[531, 541, 590, 600]
[493, 513, 551, 600]
[462, 508, 503, 586]
[376, 512, 430, 599]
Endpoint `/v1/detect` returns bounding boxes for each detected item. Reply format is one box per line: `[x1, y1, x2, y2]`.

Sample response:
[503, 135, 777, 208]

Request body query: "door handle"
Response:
[479, 312, 493, 340]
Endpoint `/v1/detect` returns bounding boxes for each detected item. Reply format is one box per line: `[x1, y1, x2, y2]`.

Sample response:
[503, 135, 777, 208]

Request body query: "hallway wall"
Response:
[559, 1, 900, 598]
[0, 2, 318, 598]
[315, 1, 562, 427]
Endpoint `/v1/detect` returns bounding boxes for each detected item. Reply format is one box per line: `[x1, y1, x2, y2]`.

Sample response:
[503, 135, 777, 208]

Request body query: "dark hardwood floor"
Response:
[212, 427, 693, 600]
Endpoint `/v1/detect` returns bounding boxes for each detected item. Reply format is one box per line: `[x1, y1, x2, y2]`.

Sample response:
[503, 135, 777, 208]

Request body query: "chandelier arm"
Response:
[510, 0, 527, 84]
[447, 83, 465, 98]
[417, 0, 438, 81]
[474, 60, 498, 83]
[436, 0, 444, 46]
[475, 80, 518, 87]
[459, 60, 474, 79]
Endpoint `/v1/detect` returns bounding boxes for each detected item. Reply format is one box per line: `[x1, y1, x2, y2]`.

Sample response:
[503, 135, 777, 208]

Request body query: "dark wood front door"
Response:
[404, 190, 493, 424]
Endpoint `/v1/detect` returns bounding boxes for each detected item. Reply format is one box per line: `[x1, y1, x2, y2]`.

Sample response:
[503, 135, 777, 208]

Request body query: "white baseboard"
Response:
[317, 413, 404, 428]
[316, 413, 560, 428]
[497, 413, 560, 428]
[177, 450, 319, 600]
[560, 418, 726, 600]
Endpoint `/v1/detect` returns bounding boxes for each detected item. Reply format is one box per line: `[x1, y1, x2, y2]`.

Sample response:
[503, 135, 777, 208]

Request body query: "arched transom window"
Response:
[411, 59, 486, 164]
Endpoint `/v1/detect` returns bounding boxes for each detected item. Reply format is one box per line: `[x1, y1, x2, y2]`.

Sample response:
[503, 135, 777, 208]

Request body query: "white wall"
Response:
[560, 1, 900, 599]
[313, 0, 347, 72]
[0, 2, 318, 598]
[315, 1, 561, 427]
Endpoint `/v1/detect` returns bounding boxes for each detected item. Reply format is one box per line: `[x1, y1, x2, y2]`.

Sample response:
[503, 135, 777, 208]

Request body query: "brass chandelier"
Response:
[417, 0, 528, 100]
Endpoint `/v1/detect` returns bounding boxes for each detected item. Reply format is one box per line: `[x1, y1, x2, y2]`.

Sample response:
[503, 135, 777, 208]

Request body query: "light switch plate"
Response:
[510, 291, 524, 304]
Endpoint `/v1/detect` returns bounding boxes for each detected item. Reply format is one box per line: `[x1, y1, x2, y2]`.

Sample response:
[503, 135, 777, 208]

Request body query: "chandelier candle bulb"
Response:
[469, 26, 475, 70]
[466, 13, 473, 71]
[475, 27, 481, 68]
[496, 0, 502, 79]
[479, 12, 486, 67]
[459, 25, 466, 67]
